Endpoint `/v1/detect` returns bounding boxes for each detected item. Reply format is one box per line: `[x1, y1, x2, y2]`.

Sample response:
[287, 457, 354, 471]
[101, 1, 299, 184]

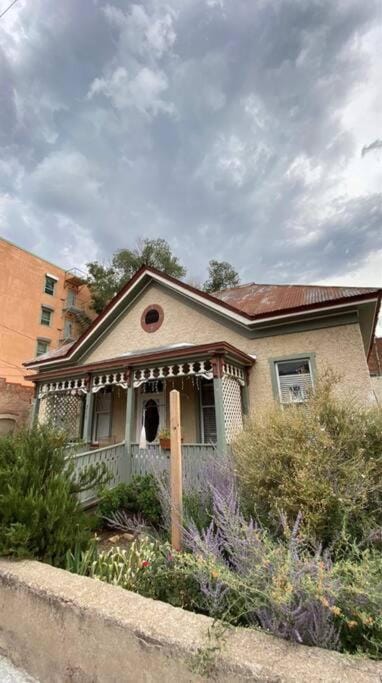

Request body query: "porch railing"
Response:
[68, 441, 216, 506]
[131, 443, 216, 488]
[69, 441, 126, 506]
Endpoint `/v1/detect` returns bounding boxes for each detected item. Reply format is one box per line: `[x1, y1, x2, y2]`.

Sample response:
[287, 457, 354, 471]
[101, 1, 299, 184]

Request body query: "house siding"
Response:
[80, 283, 375, 413]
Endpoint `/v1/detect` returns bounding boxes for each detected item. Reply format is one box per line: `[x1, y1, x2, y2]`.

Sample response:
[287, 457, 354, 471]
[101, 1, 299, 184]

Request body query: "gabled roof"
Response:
[214, 283, 380, 317]
[368, 337, 382, 376]
[24, 265, 381, 369]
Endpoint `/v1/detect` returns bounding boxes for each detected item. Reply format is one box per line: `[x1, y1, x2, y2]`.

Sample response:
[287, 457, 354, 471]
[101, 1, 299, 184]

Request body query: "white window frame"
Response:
[36, 338, 50, 356]
[275, 357, 314, 405]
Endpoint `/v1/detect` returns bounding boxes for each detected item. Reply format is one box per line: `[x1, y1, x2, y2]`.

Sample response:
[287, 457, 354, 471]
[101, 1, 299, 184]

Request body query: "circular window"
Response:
[141, 304, 164, 333]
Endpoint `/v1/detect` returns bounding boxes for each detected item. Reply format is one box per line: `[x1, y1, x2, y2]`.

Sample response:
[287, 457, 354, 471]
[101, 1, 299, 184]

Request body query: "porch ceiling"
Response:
[27, 340, 255, 384]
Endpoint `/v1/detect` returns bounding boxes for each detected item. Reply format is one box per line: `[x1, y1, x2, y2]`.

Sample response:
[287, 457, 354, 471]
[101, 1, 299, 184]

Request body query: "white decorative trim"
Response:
[223, 362, 245, 386]
[92, 372, 128, 393]
[38, 377, 87, 398]
[133, 360, 213, 388]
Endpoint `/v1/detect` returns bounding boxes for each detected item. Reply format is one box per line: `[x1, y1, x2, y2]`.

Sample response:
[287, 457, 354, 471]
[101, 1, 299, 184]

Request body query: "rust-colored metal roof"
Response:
[214, 283, 380, 317]
[368, 337, 382, 376]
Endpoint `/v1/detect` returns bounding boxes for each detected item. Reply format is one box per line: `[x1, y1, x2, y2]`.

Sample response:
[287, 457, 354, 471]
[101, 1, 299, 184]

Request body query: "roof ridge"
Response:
[216, 281, 380, 293]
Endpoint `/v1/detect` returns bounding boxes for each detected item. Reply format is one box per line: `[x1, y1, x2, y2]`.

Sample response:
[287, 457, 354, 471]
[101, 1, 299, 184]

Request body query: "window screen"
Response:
[276, 358, 313, 404]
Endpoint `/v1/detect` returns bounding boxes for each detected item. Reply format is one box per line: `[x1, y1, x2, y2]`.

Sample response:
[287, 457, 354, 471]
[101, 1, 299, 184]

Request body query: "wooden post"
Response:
[170, 389, 183, 551]
[82, 375, 94, 443]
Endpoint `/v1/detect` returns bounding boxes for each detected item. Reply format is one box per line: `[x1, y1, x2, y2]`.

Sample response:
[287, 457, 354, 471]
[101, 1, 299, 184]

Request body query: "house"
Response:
[368, 337, 382, 405]
[24, 266, 381, 464]
[0, 237, 95, 432]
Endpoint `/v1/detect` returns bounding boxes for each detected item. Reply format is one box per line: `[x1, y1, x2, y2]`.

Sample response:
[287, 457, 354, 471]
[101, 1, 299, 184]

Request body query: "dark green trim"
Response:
[268, 352, 317, 403]
[82, 391, 94, 443]
[123, 385, 135, 482]
[213, 377, 227, 454]
[241, 384, 249, 415]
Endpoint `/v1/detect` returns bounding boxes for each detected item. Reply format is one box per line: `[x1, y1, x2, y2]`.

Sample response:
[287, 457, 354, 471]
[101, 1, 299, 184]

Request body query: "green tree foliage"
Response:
[0, 426, 109, 566]
[233, 373, 382, 550]
[87, 238, 187, 313]
[203, 259, 240, 293]
[98, 474, 162, 526]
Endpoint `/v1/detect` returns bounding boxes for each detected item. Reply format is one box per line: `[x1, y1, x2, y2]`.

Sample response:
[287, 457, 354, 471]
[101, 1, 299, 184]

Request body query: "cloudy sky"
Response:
[1, 0, 382, 299]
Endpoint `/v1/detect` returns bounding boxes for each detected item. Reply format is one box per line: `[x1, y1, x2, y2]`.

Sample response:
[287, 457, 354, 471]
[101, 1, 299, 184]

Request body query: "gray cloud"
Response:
[0, 0, 381, 286]
[361, 139, 382, 157]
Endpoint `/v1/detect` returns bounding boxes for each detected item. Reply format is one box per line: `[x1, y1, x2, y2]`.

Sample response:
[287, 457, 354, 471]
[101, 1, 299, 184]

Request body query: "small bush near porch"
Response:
[0, 425, 109, 566]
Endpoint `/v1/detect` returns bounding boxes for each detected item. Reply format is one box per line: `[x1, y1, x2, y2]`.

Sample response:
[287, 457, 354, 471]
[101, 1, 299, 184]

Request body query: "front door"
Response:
[136, 382, 165, 443]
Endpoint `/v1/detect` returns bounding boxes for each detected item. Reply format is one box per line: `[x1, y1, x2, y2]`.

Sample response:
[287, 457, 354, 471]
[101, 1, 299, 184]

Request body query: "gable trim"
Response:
[24, 265, 381, 369]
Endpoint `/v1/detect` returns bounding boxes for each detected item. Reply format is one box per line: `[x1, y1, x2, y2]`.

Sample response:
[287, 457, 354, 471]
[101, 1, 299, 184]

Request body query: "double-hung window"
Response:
[40, 306, 52, 326]
[44, 275, 57, 295]
[273, 356, 314, 405]
[36, 339, 50, 356]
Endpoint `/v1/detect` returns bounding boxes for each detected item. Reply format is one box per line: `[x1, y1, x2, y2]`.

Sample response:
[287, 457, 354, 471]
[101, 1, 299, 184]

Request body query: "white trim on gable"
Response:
[25, 268, 380, 370]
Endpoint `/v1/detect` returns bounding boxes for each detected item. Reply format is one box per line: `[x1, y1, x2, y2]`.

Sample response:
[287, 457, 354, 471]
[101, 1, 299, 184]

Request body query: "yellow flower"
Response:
[346, 620, 358, 629]
[320, 597, 330, 609]
[211, 570, 219, 579]
[330, 606, 342, 617]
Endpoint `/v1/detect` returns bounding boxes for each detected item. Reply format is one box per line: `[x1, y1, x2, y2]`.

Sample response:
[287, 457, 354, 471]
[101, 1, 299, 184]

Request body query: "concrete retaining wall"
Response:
[0, 559, 381, 683]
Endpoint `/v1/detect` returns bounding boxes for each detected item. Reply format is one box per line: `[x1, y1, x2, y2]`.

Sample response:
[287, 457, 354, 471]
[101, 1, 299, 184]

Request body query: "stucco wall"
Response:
[83, 283, 375, 411]
[0, 559, 380, 683]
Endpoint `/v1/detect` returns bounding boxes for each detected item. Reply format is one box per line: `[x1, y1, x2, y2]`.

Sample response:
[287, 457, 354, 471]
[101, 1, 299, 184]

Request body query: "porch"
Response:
[32, 342, 254, 502]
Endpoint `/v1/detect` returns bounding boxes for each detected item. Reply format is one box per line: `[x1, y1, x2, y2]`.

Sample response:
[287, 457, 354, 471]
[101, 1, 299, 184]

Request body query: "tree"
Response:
[87, 238, 187, 313]
[203, 260, 240, 293]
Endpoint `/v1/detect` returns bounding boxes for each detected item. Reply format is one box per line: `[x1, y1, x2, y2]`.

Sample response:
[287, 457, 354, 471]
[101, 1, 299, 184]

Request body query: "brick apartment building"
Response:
[0, 237, 95, 433]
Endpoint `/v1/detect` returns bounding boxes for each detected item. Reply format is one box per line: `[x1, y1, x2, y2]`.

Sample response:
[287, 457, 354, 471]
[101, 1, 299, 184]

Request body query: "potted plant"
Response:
[159, 428, 171, 450]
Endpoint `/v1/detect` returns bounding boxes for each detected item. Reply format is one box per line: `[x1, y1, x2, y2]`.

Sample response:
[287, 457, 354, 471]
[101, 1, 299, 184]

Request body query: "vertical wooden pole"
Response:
[170, 389, 183, 551]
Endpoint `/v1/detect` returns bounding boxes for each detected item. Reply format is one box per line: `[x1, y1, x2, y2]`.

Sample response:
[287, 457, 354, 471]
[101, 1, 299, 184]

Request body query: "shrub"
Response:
[98, 474, 162, 526]
[0, 425, 108, 566]
[233, 373, 382, 549]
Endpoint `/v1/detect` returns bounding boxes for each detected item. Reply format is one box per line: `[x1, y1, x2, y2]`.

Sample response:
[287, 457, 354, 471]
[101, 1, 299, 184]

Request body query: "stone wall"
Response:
[0, 559, 380, 683]
[0, 377, 33, 434]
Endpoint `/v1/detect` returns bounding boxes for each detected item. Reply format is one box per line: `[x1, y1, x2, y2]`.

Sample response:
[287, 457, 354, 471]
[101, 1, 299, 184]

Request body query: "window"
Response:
[275, 358, 313, 404]
[40, 306, 52, 326]
[66, 289, 76, 307]
[36, 339, 50, 356]
[44, 275, 56, 295]
[200, 380, 217, 443]
[93, 388, 112, 442]
[141, 304, 164, 332]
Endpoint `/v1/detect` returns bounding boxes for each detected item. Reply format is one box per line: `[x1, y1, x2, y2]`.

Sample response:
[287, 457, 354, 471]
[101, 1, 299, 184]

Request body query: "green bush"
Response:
[0, 425, 107, 566]
[98, 474, 162, 526]
[233, 373, 382, 549]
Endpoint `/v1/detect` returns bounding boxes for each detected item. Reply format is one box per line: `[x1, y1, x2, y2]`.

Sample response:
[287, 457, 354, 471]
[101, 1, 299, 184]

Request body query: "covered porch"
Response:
[31, 342, 254, 498]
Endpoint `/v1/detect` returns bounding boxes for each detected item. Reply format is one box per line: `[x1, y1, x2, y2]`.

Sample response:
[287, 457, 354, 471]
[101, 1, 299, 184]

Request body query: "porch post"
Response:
[82, 374, 94, 444]
[241, 368, 250, 416]
[211, 356, 227, 455]
[30, 384, 40, 427]
[124, 367, 134, 483]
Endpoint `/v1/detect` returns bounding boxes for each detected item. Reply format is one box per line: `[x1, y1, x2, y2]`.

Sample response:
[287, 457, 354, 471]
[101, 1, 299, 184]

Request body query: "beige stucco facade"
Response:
[83, 282, 375, 414]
